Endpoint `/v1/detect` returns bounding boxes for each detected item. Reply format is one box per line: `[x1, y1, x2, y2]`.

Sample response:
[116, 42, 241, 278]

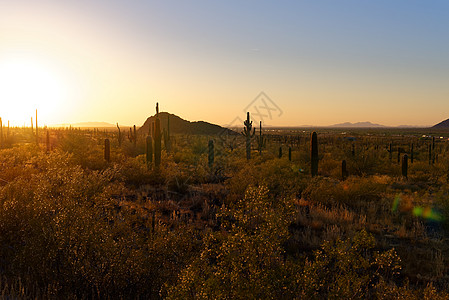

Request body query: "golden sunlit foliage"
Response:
[0, 127, 448, 298]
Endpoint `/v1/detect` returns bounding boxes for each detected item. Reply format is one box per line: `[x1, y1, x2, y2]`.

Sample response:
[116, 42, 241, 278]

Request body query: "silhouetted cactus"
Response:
[255, 121, 266, 155]
[342, 160, 348, 180]
[288, 147, 292, 161]
[133, 125, 137, 147]
[397, 148, 401, 164]
[104, 139, 110, 162]
[116, 123, 122, 147]
[402, 154, 408, 178]
[311, 132, 318, 177]
[146, 135, 153, 168]
[410, 143, 414, 164]
[279, 146, 282, 158]
[241, 112, 255, 160]
[208, 140, 214, 168]
[388, 143, 392, 161]
[351, 143, 355, 156]
[429, 144, 432, 165]
[128, 126, 137, 147]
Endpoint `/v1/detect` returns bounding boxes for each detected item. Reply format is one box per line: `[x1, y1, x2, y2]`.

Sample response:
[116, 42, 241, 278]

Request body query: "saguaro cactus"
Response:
[116, 123, 122, 147]
[133, 125, 137, 147]
[208, 140, 214, 168]
[255, 121, 266, 155]
[104, 139, 110, 162]
[342, 160, 348, 180]
[257, 122, 266, 154]
[410, 143, 414, 164]
[241, 112, 255, 160]
[146, 135, 153, 168]
[154, 106, 162, 168]
[402, 154, 408, 178]
[388, 143, 392, 161]
[311, 132, 318, 177]
[288, 147, 292, 161]
[279, 146, 282, 158]
[429, 144, 432, 165]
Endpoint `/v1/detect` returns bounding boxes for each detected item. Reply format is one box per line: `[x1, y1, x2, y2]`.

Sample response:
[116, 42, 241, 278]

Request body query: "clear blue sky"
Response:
[1, 0, 449, 126]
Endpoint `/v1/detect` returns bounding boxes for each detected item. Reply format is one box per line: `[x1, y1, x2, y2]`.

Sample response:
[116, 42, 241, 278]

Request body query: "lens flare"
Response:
[392, 194, 442, 222]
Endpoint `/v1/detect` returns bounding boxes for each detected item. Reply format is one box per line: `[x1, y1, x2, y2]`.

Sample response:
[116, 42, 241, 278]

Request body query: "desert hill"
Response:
[432, 119, 449, 129]
[138, 112, 237, 135]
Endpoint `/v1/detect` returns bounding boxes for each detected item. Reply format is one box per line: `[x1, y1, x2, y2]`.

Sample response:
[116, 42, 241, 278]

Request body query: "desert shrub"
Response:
[302, 176, 388, 210]
[345, 147, 382, 176]
[225, 158, 307, 202]
[0, 144, 42, 184]
[58, 131, 109, 170]
[0, 150, 200, 298]
[297, 229, 402, 299]
[166, 186, 297, 299]
[319, 153, 341, 178]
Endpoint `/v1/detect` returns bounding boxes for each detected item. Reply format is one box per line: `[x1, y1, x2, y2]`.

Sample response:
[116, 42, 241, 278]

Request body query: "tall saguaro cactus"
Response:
[116, 123, 122, 147]
[410, 143, 414, 164]
[342, 160, 348, 180]
[255, 121, 266, 155]
[311, 131, 318, 177]
[146, 135, 153, 168]
[133, 125, 137, 147]
[402, 154, 408, 178]
[388, 143, 392, 161]
[242, 112, 255, 160]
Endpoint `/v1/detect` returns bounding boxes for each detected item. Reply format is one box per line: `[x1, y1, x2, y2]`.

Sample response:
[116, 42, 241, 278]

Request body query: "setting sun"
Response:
[0, 57, 68, 126]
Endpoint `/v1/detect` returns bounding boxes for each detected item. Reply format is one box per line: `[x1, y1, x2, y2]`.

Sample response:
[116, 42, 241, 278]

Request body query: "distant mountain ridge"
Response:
[138, 112, 237, 135]
[330, 121, 386, 128]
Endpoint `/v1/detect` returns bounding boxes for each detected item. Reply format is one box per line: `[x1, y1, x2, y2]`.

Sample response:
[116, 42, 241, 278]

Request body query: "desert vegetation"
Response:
[0, 110, 449, 299]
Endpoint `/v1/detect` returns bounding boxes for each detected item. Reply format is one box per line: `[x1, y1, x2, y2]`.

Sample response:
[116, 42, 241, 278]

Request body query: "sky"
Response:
[0, 0, 449, 127]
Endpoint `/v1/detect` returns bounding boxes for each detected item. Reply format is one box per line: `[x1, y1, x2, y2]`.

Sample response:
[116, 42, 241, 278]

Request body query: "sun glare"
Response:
[0, 57, 68, 126]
